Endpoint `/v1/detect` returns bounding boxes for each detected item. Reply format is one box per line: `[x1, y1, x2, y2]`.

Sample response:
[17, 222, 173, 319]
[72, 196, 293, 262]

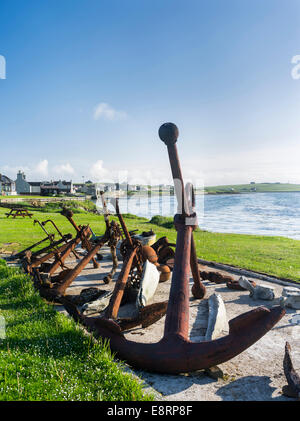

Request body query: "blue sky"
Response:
[0, 0, 300, 186]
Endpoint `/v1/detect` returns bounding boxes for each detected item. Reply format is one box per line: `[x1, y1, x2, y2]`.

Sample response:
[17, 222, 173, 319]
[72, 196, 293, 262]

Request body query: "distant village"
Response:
[0, 170, 173, 198]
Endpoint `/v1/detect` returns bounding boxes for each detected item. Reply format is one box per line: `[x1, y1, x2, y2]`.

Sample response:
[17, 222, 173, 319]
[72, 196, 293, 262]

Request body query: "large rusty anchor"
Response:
[60, 123, 286, 374]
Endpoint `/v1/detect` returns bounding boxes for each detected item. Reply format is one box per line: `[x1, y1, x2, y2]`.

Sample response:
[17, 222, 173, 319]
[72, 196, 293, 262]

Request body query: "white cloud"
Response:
[93, 102, 127, 121]
[53, 163, 74, 175]
[1, 165, 30, 177]
[34, 160, 48, 177]
[90, 160, 108, 181]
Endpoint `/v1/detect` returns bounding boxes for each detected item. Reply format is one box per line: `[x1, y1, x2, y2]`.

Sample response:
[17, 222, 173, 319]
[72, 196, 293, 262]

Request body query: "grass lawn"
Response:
[0, 260, 153, 400]
[0, 205, 299, 281]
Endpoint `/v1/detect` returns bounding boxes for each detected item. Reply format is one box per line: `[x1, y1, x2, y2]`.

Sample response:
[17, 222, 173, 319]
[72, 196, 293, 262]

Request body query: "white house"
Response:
[15, 171, 42, 194]
[0, 174, 16, 195]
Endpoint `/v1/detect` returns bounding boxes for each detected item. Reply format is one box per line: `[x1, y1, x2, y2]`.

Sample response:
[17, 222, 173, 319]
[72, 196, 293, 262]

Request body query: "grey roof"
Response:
[0, 174, 14, 184]
[28, 182, 42, 186]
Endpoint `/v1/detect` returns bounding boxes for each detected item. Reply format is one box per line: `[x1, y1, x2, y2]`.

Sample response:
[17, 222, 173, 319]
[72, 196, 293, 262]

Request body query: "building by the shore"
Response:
[0, 174, 16, 195]
[15, 171, 74, 195]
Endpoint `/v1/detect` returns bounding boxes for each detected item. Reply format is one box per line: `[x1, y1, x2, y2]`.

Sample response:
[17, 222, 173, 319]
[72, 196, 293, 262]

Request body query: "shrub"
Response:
[150, 215, 174, 229]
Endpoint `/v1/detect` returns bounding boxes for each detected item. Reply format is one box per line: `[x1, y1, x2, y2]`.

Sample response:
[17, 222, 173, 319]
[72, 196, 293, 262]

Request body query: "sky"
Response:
[0, 0, 300, 187]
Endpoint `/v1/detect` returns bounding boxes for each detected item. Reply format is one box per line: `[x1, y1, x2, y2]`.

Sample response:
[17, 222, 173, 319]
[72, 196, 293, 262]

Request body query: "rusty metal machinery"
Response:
[9, 219, 56, 261]
[98, 191, 123, 284]
[60, 207, 100, 269]
[41, 218, 81, 259]
[35, 200, 134, 300]
[56, 123, 286, 374]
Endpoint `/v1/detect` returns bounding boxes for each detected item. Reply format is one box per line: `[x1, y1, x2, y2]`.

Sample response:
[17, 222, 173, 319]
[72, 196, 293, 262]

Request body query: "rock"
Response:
[79, 287, 106, 304]
[136, 260, 160, 309]
[205, 366, 224, 380]
[280, 287, 300, 310]
[253, 284, 275, 300]
[238, 276, 255, 294]
[81, 291, 113, 315]
[205, 293, 229, 341]
[238, 276, 275, 301]
[282, 286, 300, 297]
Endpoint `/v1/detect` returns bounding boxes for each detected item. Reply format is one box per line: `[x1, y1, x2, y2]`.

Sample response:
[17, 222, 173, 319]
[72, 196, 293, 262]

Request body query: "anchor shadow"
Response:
[215, 375, 289, 401]
[134, 368, 216, 396]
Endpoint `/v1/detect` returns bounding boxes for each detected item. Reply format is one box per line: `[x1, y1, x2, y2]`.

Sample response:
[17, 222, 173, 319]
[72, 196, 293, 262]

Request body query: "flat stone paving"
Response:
[4, 247, 300, 401]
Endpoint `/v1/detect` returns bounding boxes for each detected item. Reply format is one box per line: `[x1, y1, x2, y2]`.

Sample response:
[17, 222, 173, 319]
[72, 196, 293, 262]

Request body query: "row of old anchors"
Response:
[6, 122, 300, 399]
[11, 193, 176, 328]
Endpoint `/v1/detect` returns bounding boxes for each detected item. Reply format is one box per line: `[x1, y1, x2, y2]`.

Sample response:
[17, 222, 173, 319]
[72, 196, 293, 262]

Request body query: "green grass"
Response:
[0, 206, 300, 281]
[2, 199, 97, 214]
[0, 260, 153, 401]
[204, 182, 300, 194]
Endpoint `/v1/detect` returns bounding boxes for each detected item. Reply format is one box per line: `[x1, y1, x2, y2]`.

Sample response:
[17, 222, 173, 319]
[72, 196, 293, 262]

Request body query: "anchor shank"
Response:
[163, 221, 192, 341]
[166, 144, 189, 217]
[159, 122, 206, 299]
[105, 247, 137, 319]
[55, 234, 107, 295]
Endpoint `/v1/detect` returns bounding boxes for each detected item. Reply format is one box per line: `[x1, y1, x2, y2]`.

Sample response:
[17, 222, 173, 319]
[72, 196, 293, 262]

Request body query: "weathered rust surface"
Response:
[61, 207, 99, 269]
[29, 234, 72, 260]
[158, 123, 206, 299]
[11, 235, 53, 260]
[115, 301, 168, 331]
[283, 341, 300, 400]
[190, 234, 206, 299]
[100, 193, 120, 284]
[105, 247, 137, 319]
[10, 219, 55, 260]
[226, 279, 257, 291]
[22, 235, 73, 273]
[42, 219, 80, 259]
[54, 234, 108, 295]
[38, 201, 124, 295]
[78, 303, 285, 373]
